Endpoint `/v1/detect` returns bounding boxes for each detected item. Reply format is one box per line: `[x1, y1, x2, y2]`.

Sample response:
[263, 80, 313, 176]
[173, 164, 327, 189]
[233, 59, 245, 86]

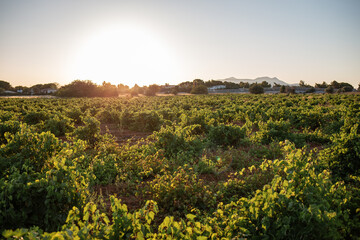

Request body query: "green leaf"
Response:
[186, 213, 196, 221]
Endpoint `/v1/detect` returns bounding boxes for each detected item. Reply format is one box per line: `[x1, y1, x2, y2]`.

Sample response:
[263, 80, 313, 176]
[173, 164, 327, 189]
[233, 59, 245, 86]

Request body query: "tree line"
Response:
[1, 78, 359, 97]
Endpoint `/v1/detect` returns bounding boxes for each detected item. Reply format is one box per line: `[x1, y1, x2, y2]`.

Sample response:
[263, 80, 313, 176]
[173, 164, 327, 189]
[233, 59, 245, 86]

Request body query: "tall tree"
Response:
[0, 80, 12, 90]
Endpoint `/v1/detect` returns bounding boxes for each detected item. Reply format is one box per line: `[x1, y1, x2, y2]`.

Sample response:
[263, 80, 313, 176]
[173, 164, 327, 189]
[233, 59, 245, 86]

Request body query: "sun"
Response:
[69, 24, 179, 87]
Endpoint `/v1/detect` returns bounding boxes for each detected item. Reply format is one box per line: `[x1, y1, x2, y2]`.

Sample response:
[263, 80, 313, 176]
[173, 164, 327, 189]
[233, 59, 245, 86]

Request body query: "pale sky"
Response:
[0, 0, 359, 87]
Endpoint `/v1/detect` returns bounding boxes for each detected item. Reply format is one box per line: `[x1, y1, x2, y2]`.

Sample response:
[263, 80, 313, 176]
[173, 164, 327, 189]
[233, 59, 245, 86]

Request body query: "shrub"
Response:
[72, 116, 100, 146]
[90, 154, 119, 185]
[148, 166, 215, 216]
[0, 120, 21, 144]
[96, 108, 121, 124]
[218, 163, 274, 203]
[319, 124, 360, 181]
[23, 111, 49, 125]
[0, 124, 63, 175]
[154, 126, 203, 162]
[65, 107, 83, 124]
[130, 111, 163, 132]
[0, 160, 89, 231]
[207, 124, 246, 147]
[252, 119, 291, 144]
[44, 114, 74, 137]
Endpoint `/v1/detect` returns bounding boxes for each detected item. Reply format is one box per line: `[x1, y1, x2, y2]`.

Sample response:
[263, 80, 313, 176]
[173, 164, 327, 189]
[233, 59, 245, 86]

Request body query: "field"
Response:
[1, 94, 359, 239]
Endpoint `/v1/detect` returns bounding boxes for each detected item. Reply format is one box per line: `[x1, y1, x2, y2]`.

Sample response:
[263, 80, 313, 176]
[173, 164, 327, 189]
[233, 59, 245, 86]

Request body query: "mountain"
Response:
[216, 77, 290, 86]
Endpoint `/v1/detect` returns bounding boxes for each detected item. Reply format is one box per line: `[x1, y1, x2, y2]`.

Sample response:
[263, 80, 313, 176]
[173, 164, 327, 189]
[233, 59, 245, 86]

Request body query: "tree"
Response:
[330, 80, 340, 89]
[305, 87, 316, 93]
[117, 84, 130, 94]
[249, 84, 264, 94]
[286, 86, 296, 94]
[239, 82, 250, 88]
[280, 86, 286, 93]
[171, 86, 179, 95]
[56, 80, 98, 97]
[100, 81, 118, 97]
[193, 79, 205, 87]
[325, 86, 334, 94]
[191, 85, 208, 94]
[224, 81, 239, 89]
[145, 84, 160, 96]
[315, 81, 328, 88]
[130, 84, 140, 96]
[178, 81, 193, 92]
[260, 81, 271, 88]
[0, 80, 12, 91]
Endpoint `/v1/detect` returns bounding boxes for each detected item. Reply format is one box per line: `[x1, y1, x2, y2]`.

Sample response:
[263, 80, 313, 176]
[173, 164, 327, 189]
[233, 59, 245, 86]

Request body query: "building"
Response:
[208, 85, 226, 91]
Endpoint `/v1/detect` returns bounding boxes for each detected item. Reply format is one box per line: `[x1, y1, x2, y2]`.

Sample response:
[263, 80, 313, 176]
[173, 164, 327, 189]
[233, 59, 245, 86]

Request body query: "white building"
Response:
[208, 85, 226, 91]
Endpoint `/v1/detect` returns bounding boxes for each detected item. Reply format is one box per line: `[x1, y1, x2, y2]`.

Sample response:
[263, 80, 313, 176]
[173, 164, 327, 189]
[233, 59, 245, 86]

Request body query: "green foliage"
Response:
[56, 80, 99, 97]
[148, 166, 215, 216]
[23, 111, 49, 125]
[44, 114, 74, 136]
[252, 119, 292, 144]
[90, 154, 119, 185]
[320, 124, 360, 181]
[191, 85, 208, 94]
[130, 111, 163, 132]
[154, 125, 204, 162]
[325, 86, 334, 94]
[1, 93, 360, 238]
[0, 156, 89, 232]
[0, 124, 63, 175]
[207, 124, 246, 147]
[249, 84, 264, 94]
[72, 116, 101, 146]
[218, 163, 274, 203]
[0, 120, 21, 144]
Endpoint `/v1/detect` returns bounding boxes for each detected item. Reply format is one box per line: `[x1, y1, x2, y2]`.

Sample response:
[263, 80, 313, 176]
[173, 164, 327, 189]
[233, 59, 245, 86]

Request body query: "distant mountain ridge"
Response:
[216, 77, 290, 86]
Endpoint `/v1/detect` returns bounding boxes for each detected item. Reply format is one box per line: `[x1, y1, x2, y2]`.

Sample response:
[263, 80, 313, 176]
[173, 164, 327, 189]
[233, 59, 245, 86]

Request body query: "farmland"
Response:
[1, 93, 359, 239]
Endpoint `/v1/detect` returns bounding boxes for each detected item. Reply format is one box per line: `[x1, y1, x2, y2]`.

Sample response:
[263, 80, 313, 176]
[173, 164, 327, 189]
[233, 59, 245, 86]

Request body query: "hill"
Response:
[216, 76, 290, 86]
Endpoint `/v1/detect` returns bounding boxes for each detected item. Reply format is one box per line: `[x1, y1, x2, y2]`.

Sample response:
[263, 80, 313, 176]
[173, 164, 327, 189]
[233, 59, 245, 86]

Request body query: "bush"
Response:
[96, 108, 121, 124]
[252, 119, 292, 144]
[154, 126, 203, 162]
[0, 124, 63, 175]
[0, 120, 21, 144]
[90, 154, 119, 185]
[130, 111, 163, 132]
[249, 84, 264, 94]
[72, 116, 100, 146]
[320, 124, 360, 181]
[0, 162, 89, 232]
[207, 124, 246, 147]
[23, 111, 49, 125]
[218, 163, 274, 203]
[44, 114, 74, 137]
[148, 166, 215, 216]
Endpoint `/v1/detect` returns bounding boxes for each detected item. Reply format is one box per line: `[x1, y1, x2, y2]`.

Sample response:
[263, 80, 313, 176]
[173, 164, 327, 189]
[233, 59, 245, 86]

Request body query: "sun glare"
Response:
[70, 25, 179, 87]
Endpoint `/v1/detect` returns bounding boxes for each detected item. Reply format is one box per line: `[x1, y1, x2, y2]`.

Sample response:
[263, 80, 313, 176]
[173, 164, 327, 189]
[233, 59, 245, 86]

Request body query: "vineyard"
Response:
[1, 94, 359, 239]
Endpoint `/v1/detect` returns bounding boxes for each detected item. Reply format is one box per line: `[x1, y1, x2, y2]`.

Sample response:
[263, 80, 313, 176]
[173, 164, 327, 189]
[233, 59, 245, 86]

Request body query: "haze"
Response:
[0, 0, 359, 87]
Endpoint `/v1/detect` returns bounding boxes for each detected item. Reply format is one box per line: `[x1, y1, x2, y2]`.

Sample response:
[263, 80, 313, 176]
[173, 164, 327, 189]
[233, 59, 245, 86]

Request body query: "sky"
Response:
[0, 0, 359, 87]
